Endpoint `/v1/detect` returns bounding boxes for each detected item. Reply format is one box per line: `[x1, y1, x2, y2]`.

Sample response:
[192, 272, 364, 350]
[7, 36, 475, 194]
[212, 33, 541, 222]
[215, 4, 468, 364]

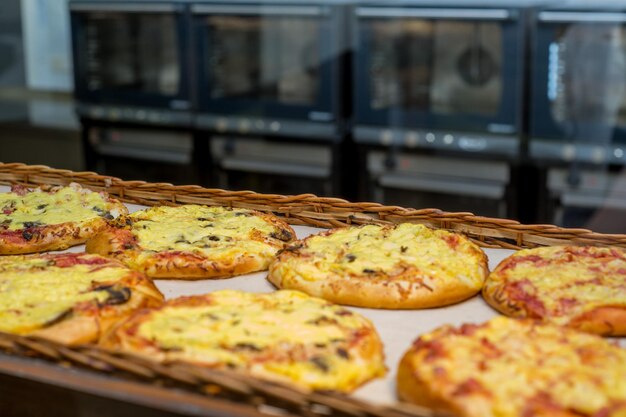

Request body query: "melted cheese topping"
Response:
[0, 256, 128, 333]
[408, 317, 626, 417]
[131, 205, 283, 261]
[284, 223, 484, 289]
[134, 290, 385, 391]
[489, 246, 626, 325]
[0, 184, 120, 230]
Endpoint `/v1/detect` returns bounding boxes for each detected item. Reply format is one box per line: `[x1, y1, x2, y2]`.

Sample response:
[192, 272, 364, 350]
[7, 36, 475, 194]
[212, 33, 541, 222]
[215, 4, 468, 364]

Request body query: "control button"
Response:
[591, 147, 606, 164]
[562, 145, 575, 161]
[458, 137, 487, 151]
[136, 110, 146, 120]
[216, 118, 228, 132]
[425, 133, 436, 143]
[269, 121, 281, 132]
[255, 119, 265, 130]
[239, 119, 250, 133]
[109, 109, 120, 120]
[405, 132, 419, 147]
[380, 130, 393, 145]
[148, 113, 161, 123]
[443, 134, 454, 145]
[614, 148, 624, 159]
[90, 107, 104, 118]
[110, 131, 122, 142]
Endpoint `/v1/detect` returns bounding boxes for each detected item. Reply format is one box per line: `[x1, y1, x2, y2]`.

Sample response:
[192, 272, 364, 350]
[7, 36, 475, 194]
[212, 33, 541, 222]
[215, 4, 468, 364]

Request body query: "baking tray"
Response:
[0, 162, 625, 417]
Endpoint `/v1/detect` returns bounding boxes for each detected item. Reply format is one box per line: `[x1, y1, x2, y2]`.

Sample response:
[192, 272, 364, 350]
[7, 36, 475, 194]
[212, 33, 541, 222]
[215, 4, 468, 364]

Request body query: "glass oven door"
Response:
[193, 3, 341, 124]
[71, 2, 190, 109]
[531, 11, 626, 165]
[366, 152, 512, 218]
[354, 7, 524, 135]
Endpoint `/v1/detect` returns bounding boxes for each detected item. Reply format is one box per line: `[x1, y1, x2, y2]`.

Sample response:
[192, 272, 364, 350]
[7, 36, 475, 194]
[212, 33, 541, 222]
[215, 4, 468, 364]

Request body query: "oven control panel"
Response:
[76, 104, 193, 127]
[531, 140, 626, 166]
[354, 126, 519, 157]
[196, 114, 342, 141]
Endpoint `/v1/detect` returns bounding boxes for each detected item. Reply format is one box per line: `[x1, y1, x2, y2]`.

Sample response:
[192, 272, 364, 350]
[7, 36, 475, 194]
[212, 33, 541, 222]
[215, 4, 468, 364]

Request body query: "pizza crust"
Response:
[484, 291, 626, 336]
[269, 265, 482, 309]
[86, 205, 296, 280]
[86, 228, 268, 279]
[268, 224, 489, 309]
[567, 306, 626, 336]
[397, 352, 466, 416]
[1, 217, 109, 255]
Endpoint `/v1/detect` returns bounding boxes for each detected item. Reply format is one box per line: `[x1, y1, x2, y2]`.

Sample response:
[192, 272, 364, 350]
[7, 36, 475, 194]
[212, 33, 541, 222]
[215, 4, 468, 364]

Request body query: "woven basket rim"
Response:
[1, 162, 625, 249]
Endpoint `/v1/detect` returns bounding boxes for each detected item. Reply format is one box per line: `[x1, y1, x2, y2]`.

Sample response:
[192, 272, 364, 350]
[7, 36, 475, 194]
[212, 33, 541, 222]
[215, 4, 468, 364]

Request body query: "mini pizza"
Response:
[268, 223, 488, 309]
[482, 245, 626, 336]
[102, 290, 386, 392]
[397, 316, 626, 417]
[0, 252, 164, 345]
[0, 182, 127, 254]
[86, 205, 296, 279]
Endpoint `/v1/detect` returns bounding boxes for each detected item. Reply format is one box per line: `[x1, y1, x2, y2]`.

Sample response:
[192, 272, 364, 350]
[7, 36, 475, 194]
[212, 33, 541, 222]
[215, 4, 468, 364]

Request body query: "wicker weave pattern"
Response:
[0, 331, 450, 417]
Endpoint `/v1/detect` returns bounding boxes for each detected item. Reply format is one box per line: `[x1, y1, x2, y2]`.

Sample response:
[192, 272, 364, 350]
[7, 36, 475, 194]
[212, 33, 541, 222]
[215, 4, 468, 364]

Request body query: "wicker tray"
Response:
[1, 162, 625, 417]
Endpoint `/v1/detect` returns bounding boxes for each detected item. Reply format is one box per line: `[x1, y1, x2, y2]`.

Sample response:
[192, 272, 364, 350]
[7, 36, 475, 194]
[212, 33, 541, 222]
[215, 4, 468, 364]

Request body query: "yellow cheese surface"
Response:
[135, 290, 385, 391]
[286, 223, 484, 289]
[0, 256, 128, 333]
[130, 205, 283, 261]
[0, 185, 120, 230]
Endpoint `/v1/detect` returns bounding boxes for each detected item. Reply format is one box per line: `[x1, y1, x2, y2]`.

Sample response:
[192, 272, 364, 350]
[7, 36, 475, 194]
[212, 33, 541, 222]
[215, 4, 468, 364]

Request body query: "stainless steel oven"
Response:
[70, 0, 192, 126]
[353, 0, 544, 218]
[353, 0, 535, 157]
[192, 0, 350, 141]
[530, 1, 626, 231]
[530, 1, 626, 165]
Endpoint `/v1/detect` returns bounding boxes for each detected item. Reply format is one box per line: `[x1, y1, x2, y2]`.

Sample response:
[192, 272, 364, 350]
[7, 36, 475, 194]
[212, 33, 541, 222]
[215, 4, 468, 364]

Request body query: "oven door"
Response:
[193, 3, 345, 140]
[545, 166, 626, 233]
[354, 7, 523, 135]
[530, 11, 626, 165]
[85, 126, 198, 184]
[367, 152, 511, 218]
[209, 136, 335, 196]
[70, 2, 191, 110]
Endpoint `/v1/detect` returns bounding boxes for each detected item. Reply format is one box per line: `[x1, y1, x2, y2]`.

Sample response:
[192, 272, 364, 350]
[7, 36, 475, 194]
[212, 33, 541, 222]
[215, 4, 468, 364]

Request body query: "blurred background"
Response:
[1, 0, 626, 233]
